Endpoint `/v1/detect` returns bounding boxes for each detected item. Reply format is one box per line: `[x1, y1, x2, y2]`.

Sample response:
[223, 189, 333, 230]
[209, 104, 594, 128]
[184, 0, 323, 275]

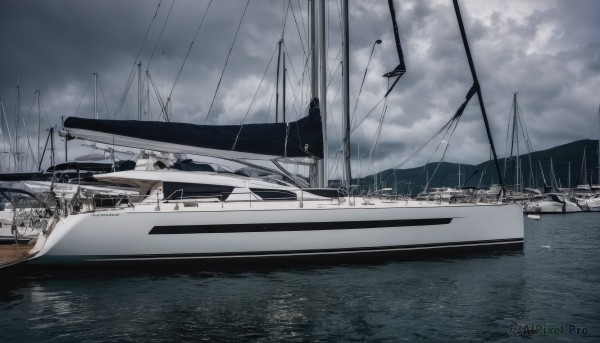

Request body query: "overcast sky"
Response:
[1, 0, 599, 177]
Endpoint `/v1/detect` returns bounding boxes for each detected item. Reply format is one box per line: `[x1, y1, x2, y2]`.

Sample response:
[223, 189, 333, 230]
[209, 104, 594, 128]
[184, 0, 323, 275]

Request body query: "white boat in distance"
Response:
[524, 193, 582, 214]
[20, 0, 523, 266]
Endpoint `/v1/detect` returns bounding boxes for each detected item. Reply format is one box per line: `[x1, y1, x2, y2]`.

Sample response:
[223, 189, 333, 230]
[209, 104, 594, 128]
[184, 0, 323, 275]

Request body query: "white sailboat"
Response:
[20, 0, 523, 266]
[524, 193, 582, 214]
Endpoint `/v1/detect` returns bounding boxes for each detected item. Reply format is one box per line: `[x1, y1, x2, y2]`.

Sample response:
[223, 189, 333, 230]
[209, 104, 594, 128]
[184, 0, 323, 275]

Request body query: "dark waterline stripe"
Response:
[148, 218, 453, 234]
[85, 238, 524, 262]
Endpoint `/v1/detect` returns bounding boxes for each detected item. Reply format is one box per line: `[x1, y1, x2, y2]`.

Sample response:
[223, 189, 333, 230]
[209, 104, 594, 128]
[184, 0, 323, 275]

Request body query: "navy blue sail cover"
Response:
[64, 99, 324, 159]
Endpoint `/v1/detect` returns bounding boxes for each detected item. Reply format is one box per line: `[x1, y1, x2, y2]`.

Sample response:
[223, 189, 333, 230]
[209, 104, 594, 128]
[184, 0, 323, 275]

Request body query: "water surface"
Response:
[1, 214, 598, 342]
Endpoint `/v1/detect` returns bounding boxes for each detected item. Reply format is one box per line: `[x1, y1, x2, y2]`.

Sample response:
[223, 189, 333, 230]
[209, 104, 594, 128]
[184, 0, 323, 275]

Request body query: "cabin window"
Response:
[304, 188, 340, 198]
[163, 182, 234, 201]
[250, 188, 297, 201]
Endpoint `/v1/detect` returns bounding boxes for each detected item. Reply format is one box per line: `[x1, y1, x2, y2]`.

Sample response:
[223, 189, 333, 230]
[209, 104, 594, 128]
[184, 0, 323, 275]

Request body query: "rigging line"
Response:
[281, 0, 291, 39]
[21, 116, 38, 169]
[115, 0, 163, 118]
[239, 43, 279, 126]
[0, 105, 5, 164]
[516, 108, 536, 185]
[282, 43, 302, 90]
[503, 98, 512, 157]
[327, 77, 343, 143]
[205, 0, 251, 124]
[425, 119, 461, 188]
[318, 2, 343, 87]
[514, 105, 527, 153]
[38, 95, 52, 131]
[327, 55, 342, 89]
[379, 113, 461, 183]
[166, 0, 213, 109]
[97, 76, 111, 119]
[114, 66, 137, 119]
[298, 0, 309, 105]
[296, 0, 307, 48]
[24, 92, 40, 168]
[285, 52, 307, 115]
[509, 99, 517, 157]
[502, 96, 514, 178]
[350, 97, 385, 134]
[424, 117, 459, 167]
[516, 102, 534, 153]
[147, 71, 169, 121]
[265, 78, 277, 123]
[148, 0, 176, 69]
[328, 149, 342, 180]
[287, 62, 307, 121]
[351, 39, 381, 132]
[231, 42, 279, 151]
[73, 75, 94, 117]
[134, 0, 163, 74]
[0, 100, 14, 152]
[367, 99, 388, 175]
[334, 0, 343, 34]
[282, 43, 310, 121]
[289, 0, 306, 60]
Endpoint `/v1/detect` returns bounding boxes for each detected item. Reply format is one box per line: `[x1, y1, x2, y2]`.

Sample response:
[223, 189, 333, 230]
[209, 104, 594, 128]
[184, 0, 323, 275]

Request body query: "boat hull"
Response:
[524, 201, 582, 213]
[27, 202, 524, 266]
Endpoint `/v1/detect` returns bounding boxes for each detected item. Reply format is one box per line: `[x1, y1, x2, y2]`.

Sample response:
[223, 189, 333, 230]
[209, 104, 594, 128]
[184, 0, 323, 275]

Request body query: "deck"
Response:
[0, 243, 34, 268]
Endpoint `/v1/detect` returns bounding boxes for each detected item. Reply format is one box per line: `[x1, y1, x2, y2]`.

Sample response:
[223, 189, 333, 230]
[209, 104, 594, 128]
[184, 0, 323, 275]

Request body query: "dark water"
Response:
[1, 214, 599, 342]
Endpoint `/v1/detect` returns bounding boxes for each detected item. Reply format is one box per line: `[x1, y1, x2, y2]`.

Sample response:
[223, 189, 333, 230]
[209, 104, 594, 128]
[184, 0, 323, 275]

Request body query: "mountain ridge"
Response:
[343, 139, 600, 194]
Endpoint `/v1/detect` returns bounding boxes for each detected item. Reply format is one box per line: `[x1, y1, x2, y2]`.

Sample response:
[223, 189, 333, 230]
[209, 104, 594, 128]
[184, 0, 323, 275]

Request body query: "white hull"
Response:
[524, 200, 582, 213]
[575, 198, 600, 212]
[27, 200, 523, 266]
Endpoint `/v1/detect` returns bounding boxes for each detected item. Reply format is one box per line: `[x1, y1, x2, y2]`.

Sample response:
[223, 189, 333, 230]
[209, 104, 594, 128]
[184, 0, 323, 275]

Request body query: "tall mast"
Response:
[50, 127, 55, 167]
[62, 116, 67, 162]
[310, 0, 318, 100]
[0, 98, 14, 172]
[308, 0, 318, 187]
[318, 0, 327, 188]
[568, 161, 571, 189]
[511, 93, 520, 192]
[275, 39, 282, 122]
[582, 146, 587, 186]
[597, 105, 600, 185]
[147, 70, 151, 120]
[137, 62, 142, 121]
[94, 72, 98, 119]
[550, 157, 555, 189]
[36, 90, 41, 170]
[308, 0, 320, 187]
[342, 0, 352, 189]
[283, 46, 287, 123]
[15, 84, 20, 172]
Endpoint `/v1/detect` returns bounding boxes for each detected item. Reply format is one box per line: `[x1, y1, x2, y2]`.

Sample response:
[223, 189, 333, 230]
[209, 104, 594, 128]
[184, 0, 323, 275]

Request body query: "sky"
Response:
[0, 0, 599, 178]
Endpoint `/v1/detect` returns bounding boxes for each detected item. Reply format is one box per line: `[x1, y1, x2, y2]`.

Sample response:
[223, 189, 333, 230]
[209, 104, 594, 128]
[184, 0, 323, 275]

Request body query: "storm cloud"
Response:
[1, 0, 599, 177]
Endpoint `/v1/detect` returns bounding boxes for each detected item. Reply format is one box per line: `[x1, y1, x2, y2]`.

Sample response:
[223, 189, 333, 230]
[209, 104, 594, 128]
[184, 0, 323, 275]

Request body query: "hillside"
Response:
[342, 139, 600, 195]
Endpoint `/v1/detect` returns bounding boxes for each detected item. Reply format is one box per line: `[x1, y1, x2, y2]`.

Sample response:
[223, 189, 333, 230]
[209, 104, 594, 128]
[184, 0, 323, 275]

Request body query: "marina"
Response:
[0, 0, 599, 340]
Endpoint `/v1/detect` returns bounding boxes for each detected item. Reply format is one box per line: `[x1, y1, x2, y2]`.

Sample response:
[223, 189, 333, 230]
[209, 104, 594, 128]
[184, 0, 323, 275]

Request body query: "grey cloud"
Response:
[1, 0, 599, 178]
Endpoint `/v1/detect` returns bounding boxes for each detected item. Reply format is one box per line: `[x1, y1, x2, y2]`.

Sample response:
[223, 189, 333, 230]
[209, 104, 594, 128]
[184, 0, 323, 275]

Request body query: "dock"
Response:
[0, 243, 34, 268]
